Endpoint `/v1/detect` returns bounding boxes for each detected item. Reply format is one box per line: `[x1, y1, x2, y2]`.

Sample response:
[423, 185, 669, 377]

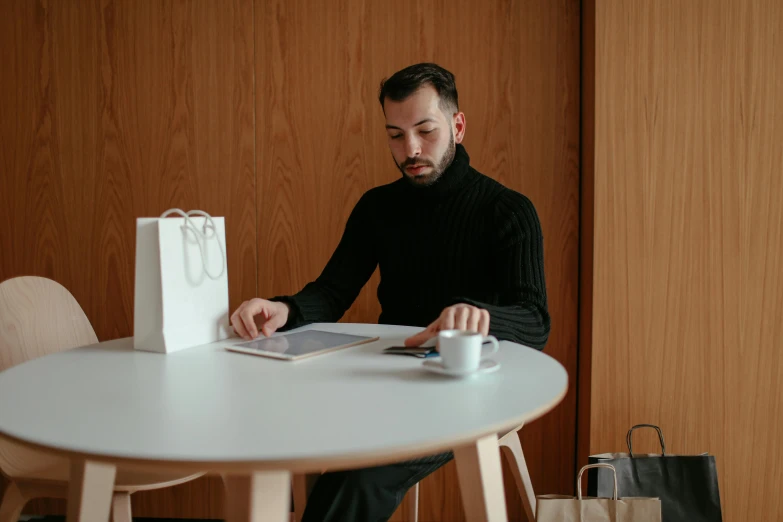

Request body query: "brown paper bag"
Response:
[537, 463, 661, 522]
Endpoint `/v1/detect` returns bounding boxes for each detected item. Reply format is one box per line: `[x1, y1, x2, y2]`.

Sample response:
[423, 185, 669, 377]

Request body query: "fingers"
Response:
[403, 331, 429, 347]
[467, 308, 480, 334]
[404, 321, 439, 347]
[231, 300, 290, 341]
[441, 307, 456, 330]
[261, 305, 288, 337]
[230, 303, 251, 340]
[230, 298, 268, 340]
[403, 305, 491, 346]
[404, 328, 436, 347]
[455, 306, 471, 331]
[239, 304, 261, 339]
[441, 305, 490, 335]
[478, 309, 490, 336]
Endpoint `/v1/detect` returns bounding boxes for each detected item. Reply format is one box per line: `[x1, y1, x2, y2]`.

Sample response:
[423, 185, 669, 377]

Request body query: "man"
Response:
[230, 63, 550, 522]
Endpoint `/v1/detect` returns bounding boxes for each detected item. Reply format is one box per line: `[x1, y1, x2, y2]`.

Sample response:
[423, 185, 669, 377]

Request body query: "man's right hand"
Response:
[230, 298, 290, 340]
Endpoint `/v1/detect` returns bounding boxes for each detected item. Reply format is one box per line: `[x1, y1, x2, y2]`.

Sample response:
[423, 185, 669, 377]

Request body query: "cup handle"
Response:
[481, 336, 499, 359]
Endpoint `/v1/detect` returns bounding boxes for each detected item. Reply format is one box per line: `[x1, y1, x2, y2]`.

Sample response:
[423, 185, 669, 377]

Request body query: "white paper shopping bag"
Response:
[133, 208, 231, 353]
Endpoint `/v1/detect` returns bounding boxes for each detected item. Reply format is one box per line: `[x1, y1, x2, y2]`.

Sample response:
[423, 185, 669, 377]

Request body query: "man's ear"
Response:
[453, 112, 466, 143]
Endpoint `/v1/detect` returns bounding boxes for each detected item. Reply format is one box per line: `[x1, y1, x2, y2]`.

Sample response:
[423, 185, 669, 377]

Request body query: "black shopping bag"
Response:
[587, 424, 722, 522]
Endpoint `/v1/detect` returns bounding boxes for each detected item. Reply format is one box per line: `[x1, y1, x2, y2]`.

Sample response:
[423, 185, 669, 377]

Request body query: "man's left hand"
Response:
[404, 304, 490, 347]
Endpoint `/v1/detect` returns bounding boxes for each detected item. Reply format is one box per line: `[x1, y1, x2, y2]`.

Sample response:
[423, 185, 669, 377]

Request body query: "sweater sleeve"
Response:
[269, 192, 378, 330]
[454, 191, 551, 350]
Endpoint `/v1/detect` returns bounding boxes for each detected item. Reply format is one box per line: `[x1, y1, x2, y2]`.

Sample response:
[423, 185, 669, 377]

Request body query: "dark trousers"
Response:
[301, 451, 454, 522]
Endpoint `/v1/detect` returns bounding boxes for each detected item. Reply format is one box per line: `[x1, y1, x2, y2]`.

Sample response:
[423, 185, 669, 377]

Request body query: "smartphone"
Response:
[382, 346, 438, 358]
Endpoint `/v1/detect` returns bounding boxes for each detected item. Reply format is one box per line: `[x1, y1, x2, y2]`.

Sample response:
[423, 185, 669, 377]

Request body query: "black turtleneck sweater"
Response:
[271, 144, 550, 350]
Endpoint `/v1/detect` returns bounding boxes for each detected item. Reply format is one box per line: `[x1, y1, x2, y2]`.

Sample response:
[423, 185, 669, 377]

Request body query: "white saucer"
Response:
[422, 358, 501, 377]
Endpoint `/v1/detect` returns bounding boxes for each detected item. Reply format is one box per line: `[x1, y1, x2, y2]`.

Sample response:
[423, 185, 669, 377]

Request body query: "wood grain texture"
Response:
[0, 481, 26, 522]
[0, 277, 98, 373]
[590, 1, 783, 521]
[255, 1, 580, 520]
[224, 472, 291, 522]
[0, 0, 578, 519]
[66, 460, 116, 522]
[0, 0, 255, 517]
[453, 435, 508, 522]
[577, 0, 596, 475]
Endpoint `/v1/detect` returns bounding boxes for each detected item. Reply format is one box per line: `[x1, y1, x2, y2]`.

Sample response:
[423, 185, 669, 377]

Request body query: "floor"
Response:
[19, 513, 294, 522]
[21, 518, 226, 522]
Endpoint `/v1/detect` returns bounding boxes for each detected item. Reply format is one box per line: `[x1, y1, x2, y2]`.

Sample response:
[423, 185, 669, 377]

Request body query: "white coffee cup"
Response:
[437, 330, 500, 372]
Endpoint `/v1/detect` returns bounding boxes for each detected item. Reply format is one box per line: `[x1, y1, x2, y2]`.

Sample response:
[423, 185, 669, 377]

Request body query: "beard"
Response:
[396, 130, 456, 188]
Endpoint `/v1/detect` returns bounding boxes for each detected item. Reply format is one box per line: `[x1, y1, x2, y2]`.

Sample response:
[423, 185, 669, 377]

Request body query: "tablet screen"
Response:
[232, 330, 375, 358]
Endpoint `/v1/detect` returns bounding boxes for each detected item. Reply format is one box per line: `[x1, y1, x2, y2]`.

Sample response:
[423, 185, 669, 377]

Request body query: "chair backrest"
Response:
[0, 276, 98, 372]
[0, 276, 97, 479]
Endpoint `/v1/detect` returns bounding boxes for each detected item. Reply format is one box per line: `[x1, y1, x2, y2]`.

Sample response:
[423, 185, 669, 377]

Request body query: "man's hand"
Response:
[404, 304, 490, 347]
[230, 298, 290, 340]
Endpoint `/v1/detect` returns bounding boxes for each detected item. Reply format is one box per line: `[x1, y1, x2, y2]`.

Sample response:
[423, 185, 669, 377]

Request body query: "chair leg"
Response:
[0, 481, 27, 522]
[407, 482, 419, 522]
[292, 473, 320, 522]
[499, 432, 536, 521]
[110, 492, 132, 522]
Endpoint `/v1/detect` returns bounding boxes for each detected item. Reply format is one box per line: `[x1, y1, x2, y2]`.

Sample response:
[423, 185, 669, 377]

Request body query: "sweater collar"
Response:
[399, 144, 476, 197]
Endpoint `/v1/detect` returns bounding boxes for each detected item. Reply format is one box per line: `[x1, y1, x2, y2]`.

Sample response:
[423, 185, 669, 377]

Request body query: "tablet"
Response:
[225, 329, 379, 361]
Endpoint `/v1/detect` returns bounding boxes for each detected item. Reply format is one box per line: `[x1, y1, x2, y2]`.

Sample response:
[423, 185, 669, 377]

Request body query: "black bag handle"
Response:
[626, 424, 666, 457]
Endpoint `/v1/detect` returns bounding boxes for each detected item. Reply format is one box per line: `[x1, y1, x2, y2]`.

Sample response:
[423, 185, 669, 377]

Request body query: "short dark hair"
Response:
[378, 63, 459, 115]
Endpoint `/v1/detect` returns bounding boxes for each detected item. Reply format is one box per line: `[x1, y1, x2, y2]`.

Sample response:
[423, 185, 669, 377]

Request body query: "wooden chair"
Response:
[0, 276, 205, 522]
[292, 424, 537, 522]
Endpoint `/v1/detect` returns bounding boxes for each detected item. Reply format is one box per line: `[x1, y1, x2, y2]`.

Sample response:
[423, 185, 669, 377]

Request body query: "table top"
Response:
[0, 323, 568, 472]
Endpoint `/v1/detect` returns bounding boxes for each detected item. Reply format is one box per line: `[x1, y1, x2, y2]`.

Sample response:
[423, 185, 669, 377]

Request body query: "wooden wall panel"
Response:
[255, 1, 580, 520]
[0, 0, 578, 519]
[590, 1, 783, 521]
[577, 0, 596, 472]
[0, 0, 255, 517]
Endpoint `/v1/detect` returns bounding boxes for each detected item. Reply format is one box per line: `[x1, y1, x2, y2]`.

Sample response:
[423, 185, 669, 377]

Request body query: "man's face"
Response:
[383, 85, 465, 187]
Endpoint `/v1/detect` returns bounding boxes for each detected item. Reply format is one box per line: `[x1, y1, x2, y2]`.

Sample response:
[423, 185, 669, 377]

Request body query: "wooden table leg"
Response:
[66, 459, 116, 522]
[224, 471, 291, 522]
[454, 434, 508, 522]
[0, 482, 26, 522]
[499, 431, 536, 521]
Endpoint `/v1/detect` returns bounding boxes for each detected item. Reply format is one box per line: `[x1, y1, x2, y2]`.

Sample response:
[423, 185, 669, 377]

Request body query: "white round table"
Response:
[0, 323, 568, 522]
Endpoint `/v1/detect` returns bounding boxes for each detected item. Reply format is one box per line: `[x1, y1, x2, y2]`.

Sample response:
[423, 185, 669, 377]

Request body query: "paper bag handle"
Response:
[626, 424, 666, 457]
[160, 208, 226, 280]
[577, 463, 618, 500]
